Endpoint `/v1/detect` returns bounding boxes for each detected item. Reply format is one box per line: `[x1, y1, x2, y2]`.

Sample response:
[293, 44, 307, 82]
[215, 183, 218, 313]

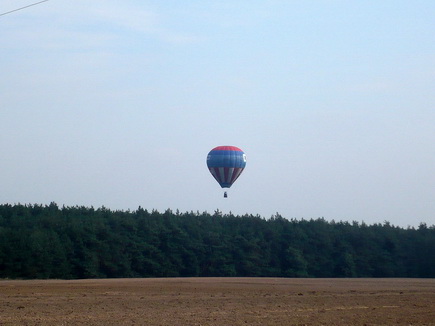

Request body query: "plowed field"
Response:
[1, 278, 434, 325]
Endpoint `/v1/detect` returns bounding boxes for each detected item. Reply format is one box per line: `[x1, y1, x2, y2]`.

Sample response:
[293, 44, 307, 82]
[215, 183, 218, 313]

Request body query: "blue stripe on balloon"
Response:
[207, 150, 246, 168]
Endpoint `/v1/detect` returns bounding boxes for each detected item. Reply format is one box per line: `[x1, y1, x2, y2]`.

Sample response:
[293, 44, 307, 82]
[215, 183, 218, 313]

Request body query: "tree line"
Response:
[0, 203, 433, 279]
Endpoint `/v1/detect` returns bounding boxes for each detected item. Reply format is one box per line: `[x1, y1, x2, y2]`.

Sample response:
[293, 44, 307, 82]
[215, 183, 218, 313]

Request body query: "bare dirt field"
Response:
[0, 278, 434, 325]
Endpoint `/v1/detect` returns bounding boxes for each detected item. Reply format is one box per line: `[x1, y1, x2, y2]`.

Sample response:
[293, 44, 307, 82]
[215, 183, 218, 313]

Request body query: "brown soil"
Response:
[0, 278, 434, 325]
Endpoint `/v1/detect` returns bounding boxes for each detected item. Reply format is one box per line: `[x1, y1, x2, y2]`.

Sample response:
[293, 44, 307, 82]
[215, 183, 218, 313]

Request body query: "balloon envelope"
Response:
[206, 146, 246, 188]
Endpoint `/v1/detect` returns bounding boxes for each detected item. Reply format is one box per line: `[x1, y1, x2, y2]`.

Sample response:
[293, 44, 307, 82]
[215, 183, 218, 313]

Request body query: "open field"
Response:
[0, 278, 434, 325]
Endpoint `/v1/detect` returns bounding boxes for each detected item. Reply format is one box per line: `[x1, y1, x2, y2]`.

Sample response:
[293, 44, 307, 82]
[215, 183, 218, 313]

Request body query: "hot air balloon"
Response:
[206, 146, 246, 198]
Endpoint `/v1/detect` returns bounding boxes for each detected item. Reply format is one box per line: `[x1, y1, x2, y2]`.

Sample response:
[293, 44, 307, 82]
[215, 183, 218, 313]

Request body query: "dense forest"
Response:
[0, 203, 433, 279]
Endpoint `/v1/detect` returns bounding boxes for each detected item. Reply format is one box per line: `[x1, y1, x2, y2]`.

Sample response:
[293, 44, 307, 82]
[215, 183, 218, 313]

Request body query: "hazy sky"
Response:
[2, 1, 434, 227]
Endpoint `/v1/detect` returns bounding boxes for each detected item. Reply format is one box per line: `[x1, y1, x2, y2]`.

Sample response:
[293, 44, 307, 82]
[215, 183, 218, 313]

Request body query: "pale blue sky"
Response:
[1, 0, 434, 227]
